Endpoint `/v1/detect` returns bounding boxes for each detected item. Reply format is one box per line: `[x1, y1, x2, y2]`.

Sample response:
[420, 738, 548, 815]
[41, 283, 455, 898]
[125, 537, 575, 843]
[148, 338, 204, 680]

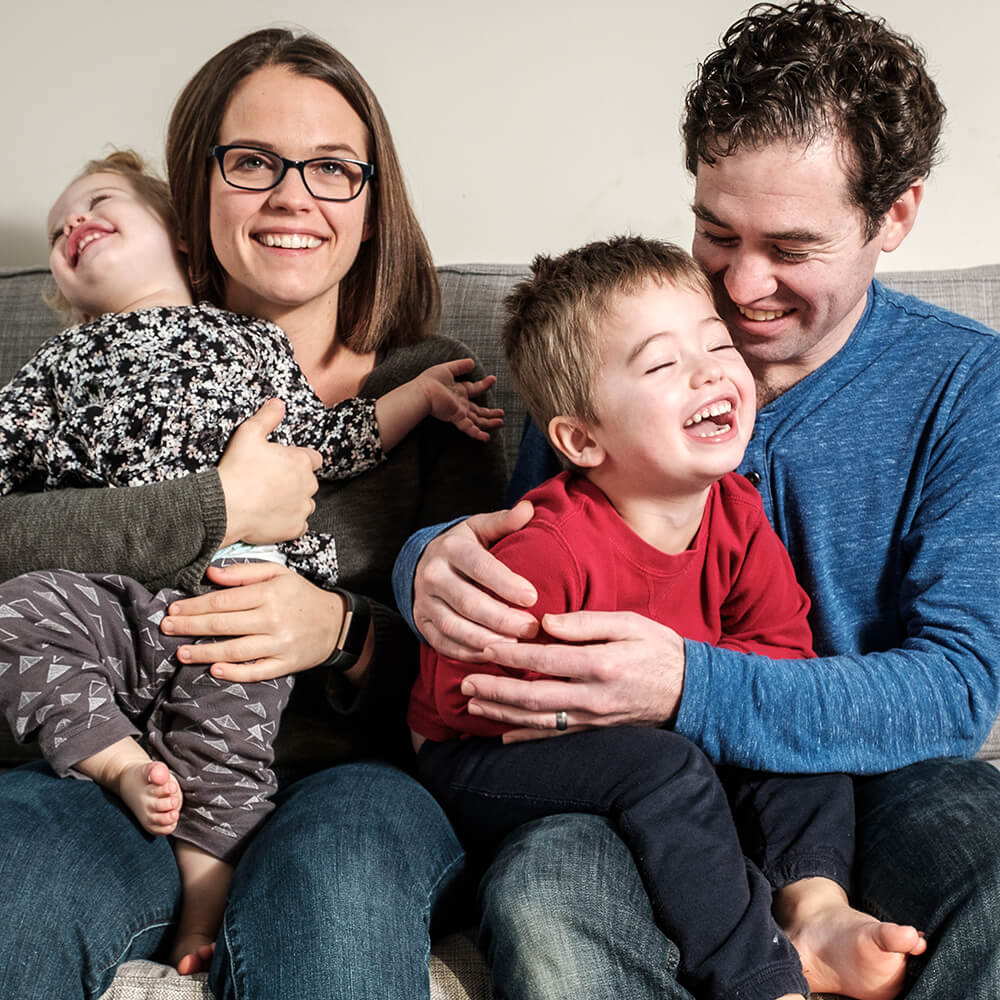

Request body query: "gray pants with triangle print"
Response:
[0, 568, 292, 862]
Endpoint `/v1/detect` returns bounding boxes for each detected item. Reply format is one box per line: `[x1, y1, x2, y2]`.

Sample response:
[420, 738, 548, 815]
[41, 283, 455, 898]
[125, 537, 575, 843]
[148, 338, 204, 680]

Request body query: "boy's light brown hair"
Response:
[46, 149, 180, 323]
[503, 235, 714, 437]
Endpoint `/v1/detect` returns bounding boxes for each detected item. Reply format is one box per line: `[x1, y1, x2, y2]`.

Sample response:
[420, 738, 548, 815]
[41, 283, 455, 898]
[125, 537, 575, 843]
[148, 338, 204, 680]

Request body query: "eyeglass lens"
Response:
[220, 147, 367, 200]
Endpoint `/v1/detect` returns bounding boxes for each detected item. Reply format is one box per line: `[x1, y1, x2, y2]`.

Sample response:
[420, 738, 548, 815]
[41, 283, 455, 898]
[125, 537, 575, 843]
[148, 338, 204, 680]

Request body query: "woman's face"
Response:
[209, 64, 372, 330]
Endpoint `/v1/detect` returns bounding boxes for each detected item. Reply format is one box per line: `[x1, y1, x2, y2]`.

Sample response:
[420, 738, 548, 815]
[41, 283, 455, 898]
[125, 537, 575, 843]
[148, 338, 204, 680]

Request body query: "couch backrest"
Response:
[4, 262, 1000, 479]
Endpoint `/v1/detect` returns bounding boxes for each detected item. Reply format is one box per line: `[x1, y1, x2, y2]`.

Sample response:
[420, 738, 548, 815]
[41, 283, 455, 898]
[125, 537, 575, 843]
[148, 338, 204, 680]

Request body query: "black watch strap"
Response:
[322, 588, 372, 673]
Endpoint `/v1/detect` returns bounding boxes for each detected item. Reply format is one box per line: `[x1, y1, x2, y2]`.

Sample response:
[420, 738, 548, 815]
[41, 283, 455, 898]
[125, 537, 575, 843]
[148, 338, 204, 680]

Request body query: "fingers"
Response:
[244, 397, 286, 435]
[468, 499, 536, 551]
[416, 612, 518, 663]
[539, 609, 652, 644]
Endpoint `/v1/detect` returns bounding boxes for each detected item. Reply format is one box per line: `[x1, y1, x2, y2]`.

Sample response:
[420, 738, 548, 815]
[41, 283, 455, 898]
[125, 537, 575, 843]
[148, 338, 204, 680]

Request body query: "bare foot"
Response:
[776, 879, 926, 1000]
[173, 938, 215, 975]
[118, 760, 182, 835]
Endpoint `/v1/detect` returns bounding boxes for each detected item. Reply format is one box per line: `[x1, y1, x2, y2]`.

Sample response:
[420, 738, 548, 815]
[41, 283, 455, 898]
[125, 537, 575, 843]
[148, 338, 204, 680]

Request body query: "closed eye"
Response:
[644, 361, 676, 374]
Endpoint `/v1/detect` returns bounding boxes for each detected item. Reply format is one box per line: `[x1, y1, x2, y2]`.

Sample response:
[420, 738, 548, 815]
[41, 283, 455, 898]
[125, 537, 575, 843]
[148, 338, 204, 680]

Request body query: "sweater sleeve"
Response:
[0, 335, 227, 591]
[677, 343, 1000, 775]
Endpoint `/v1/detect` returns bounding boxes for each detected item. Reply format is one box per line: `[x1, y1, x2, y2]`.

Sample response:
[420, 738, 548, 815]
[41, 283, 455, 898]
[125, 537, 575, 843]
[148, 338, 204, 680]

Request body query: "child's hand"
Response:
[420, 358, 504, 441]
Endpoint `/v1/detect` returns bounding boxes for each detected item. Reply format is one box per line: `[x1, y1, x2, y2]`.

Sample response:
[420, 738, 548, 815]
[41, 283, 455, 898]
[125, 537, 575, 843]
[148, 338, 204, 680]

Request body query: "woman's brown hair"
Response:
[166, 28, 439, 352]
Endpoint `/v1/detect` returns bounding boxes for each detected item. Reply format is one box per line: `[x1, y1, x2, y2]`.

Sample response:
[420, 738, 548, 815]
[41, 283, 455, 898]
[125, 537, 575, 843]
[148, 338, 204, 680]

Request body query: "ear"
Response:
[878, 179, 924, 253]
[548, 414, 605, 469]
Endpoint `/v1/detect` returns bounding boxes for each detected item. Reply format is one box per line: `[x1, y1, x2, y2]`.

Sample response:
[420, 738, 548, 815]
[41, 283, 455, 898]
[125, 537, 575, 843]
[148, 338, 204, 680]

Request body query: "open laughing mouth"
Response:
[68, 225, 113, 267]
[683, 398, 736, 439]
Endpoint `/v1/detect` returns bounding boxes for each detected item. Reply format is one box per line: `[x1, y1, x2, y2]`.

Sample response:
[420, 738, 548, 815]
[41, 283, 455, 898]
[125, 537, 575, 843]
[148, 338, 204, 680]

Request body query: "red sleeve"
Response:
[718, 498, 815, 659]
[407, 520, 581, 740]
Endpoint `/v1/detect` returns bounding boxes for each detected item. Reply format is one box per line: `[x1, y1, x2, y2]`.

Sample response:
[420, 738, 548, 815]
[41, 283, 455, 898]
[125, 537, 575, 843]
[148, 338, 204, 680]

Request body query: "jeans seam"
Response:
[89, 917, 175, 997]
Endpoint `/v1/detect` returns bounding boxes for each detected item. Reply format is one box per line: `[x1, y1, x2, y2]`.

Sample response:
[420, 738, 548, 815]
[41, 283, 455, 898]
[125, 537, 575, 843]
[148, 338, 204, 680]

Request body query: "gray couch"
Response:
[1, 261, 999, 1000]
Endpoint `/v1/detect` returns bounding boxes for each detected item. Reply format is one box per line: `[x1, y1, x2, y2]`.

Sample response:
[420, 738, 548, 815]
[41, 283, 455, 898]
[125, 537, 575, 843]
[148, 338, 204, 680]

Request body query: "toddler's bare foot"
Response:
[776, 878, 926, 1000]
[118, 760, 182, 835]
[173, 937, 215, 975]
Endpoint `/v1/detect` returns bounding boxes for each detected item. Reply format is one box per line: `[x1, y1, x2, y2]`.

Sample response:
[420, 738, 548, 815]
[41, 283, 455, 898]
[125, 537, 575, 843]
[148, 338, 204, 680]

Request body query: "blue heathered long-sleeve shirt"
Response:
[394, 280, 1000, 774]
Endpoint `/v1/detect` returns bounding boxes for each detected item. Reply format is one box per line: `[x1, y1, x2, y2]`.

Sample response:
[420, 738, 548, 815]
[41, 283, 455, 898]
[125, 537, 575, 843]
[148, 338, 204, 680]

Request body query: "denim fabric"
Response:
[853, 758, 1000, 999]
[420, 729, 809, 1000]
[0, 760, 180, 1000]
[0, 760, 468, 1000]
[210, 762, 468, 1000]
[479, 813, 692, 1000]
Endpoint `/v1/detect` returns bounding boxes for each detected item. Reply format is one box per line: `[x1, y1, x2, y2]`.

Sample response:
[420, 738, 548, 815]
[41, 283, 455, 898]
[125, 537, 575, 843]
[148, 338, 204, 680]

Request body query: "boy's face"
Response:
[584, 278, 756, 494]
[47, 172, 178, 319]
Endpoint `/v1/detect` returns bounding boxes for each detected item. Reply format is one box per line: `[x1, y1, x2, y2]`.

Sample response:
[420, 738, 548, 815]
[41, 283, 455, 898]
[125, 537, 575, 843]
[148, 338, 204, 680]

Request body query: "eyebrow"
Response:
[225, 140, 365, 160]
[626, 318, 728, 364]
[691, 202, 823, 244]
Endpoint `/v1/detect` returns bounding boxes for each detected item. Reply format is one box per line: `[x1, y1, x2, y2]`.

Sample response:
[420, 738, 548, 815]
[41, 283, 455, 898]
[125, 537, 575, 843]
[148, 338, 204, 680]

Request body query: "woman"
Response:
[0, 29, 505, 998]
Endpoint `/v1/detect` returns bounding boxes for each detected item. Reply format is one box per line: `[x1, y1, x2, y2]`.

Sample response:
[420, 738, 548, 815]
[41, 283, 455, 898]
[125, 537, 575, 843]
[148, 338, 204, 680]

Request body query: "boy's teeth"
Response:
[260, 233, 322, 249]
[684, 400, 733, 427]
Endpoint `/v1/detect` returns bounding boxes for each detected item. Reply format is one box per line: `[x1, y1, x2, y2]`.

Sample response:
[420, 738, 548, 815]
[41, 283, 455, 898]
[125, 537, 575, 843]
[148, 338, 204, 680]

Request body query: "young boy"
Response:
[0, 150, 501, 973]
[408, 237, 925, 1000]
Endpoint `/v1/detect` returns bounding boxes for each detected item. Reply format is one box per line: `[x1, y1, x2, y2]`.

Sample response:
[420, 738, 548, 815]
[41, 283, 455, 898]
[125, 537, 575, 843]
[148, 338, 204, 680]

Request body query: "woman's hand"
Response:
[217, 398, 323, 547]
[413, 500, 541, 661]
[160, 561, 343, 681]
[462, 610, 687, 743]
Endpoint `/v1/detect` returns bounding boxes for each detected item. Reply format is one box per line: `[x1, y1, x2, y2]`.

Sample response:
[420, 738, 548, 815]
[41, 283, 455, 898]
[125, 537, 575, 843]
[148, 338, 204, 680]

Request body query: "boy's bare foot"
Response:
[118, 760, 183, 835]
[173, 938, 215, 975]
[776, 878, 926, 1000]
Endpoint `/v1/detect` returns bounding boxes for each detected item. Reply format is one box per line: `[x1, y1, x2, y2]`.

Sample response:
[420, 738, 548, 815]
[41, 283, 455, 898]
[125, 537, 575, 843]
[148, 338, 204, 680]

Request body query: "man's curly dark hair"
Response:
[682, 1, 946, 240]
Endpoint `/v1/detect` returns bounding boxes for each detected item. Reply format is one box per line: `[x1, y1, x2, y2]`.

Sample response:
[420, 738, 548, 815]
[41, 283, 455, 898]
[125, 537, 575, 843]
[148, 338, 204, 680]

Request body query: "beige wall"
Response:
[4, 1, 996, 271]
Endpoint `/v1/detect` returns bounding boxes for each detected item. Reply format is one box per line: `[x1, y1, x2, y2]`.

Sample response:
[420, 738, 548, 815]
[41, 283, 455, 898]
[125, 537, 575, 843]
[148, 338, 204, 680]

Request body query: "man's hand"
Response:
[413, 500, 540, 661]
[461, 610, 686, 742]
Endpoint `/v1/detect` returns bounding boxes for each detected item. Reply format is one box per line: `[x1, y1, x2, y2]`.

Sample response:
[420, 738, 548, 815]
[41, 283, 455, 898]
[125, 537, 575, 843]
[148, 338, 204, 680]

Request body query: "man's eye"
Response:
[775, 247, 810, 262]
[700, 230, 738, 247]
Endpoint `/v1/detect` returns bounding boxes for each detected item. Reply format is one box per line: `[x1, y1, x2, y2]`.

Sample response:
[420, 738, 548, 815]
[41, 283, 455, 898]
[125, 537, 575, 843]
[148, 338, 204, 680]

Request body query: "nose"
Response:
[266, 164, 313, 209]
[721, 249, 778, 305]
[63, 212, 87, 237]
[691, 358, 723, 387]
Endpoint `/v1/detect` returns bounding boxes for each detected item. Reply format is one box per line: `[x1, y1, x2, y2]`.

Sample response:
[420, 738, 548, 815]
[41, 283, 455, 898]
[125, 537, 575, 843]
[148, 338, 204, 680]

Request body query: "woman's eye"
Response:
[235, 155, 267, 171]
[316, 160, 346, 176]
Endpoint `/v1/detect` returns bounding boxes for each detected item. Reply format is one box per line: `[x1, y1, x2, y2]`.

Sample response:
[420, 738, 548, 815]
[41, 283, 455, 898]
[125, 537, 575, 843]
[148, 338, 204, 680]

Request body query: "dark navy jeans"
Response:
[419, 727, 854, 1000]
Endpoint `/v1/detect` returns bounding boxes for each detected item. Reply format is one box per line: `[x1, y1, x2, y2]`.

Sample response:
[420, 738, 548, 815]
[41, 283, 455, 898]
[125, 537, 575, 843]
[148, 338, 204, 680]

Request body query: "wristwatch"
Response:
[322, 588, 372, 673]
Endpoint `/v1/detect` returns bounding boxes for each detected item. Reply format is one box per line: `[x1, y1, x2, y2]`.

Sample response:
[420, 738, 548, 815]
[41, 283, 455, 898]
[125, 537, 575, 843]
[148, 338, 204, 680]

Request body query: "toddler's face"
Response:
[587, 277, 756, 494]
[47, 172, 176, 319]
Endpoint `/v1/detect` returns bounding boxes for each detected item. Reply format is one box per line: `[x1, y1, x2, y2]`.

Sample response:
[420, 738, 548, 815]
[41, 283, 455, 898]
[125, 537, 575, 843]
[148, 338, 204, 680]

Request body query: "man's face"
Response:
[691, 137, 884, 398]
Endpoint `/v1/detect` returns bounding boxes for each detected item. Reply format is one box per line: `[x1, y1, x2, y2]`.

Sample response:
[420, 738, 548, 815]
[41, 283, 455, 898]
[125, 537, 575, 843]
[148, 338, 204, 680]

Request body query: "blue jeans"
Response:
[479, 756, 1000, 1000]
[0, 759, 467, 1000]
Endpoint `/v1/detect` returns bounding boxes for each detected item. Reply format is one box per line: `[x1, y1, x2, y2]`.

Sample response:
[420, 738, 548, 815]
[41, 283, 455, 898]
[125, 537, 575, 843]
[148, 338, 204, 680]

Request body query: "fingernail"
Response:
[461, 680, 477, 696]
[467, 702, 483, 715]
[161, 618, 174, 633]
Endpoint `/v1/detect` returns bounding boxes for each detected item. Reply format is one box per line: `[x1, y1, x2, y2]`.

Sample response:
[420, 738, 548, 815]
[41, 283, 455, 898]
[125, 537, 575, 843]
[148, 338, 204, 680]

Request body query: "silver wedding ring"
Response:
[555, 710, 569, 731]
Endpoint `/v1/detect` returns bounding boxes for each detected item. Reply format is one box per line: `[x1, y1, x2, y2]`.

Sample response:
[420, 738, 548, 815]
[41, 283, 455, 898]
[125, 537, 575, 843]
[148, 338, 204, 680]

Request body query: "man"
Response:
[397, 3, 1000, 996]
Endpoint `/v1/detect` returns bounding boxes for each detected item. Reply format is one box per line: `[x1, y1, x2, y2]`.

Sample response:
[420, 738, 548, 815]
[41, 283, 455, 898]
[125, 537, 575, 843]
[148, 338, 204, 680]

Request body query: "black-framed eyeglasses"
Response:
[209, 145, 375, 202]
